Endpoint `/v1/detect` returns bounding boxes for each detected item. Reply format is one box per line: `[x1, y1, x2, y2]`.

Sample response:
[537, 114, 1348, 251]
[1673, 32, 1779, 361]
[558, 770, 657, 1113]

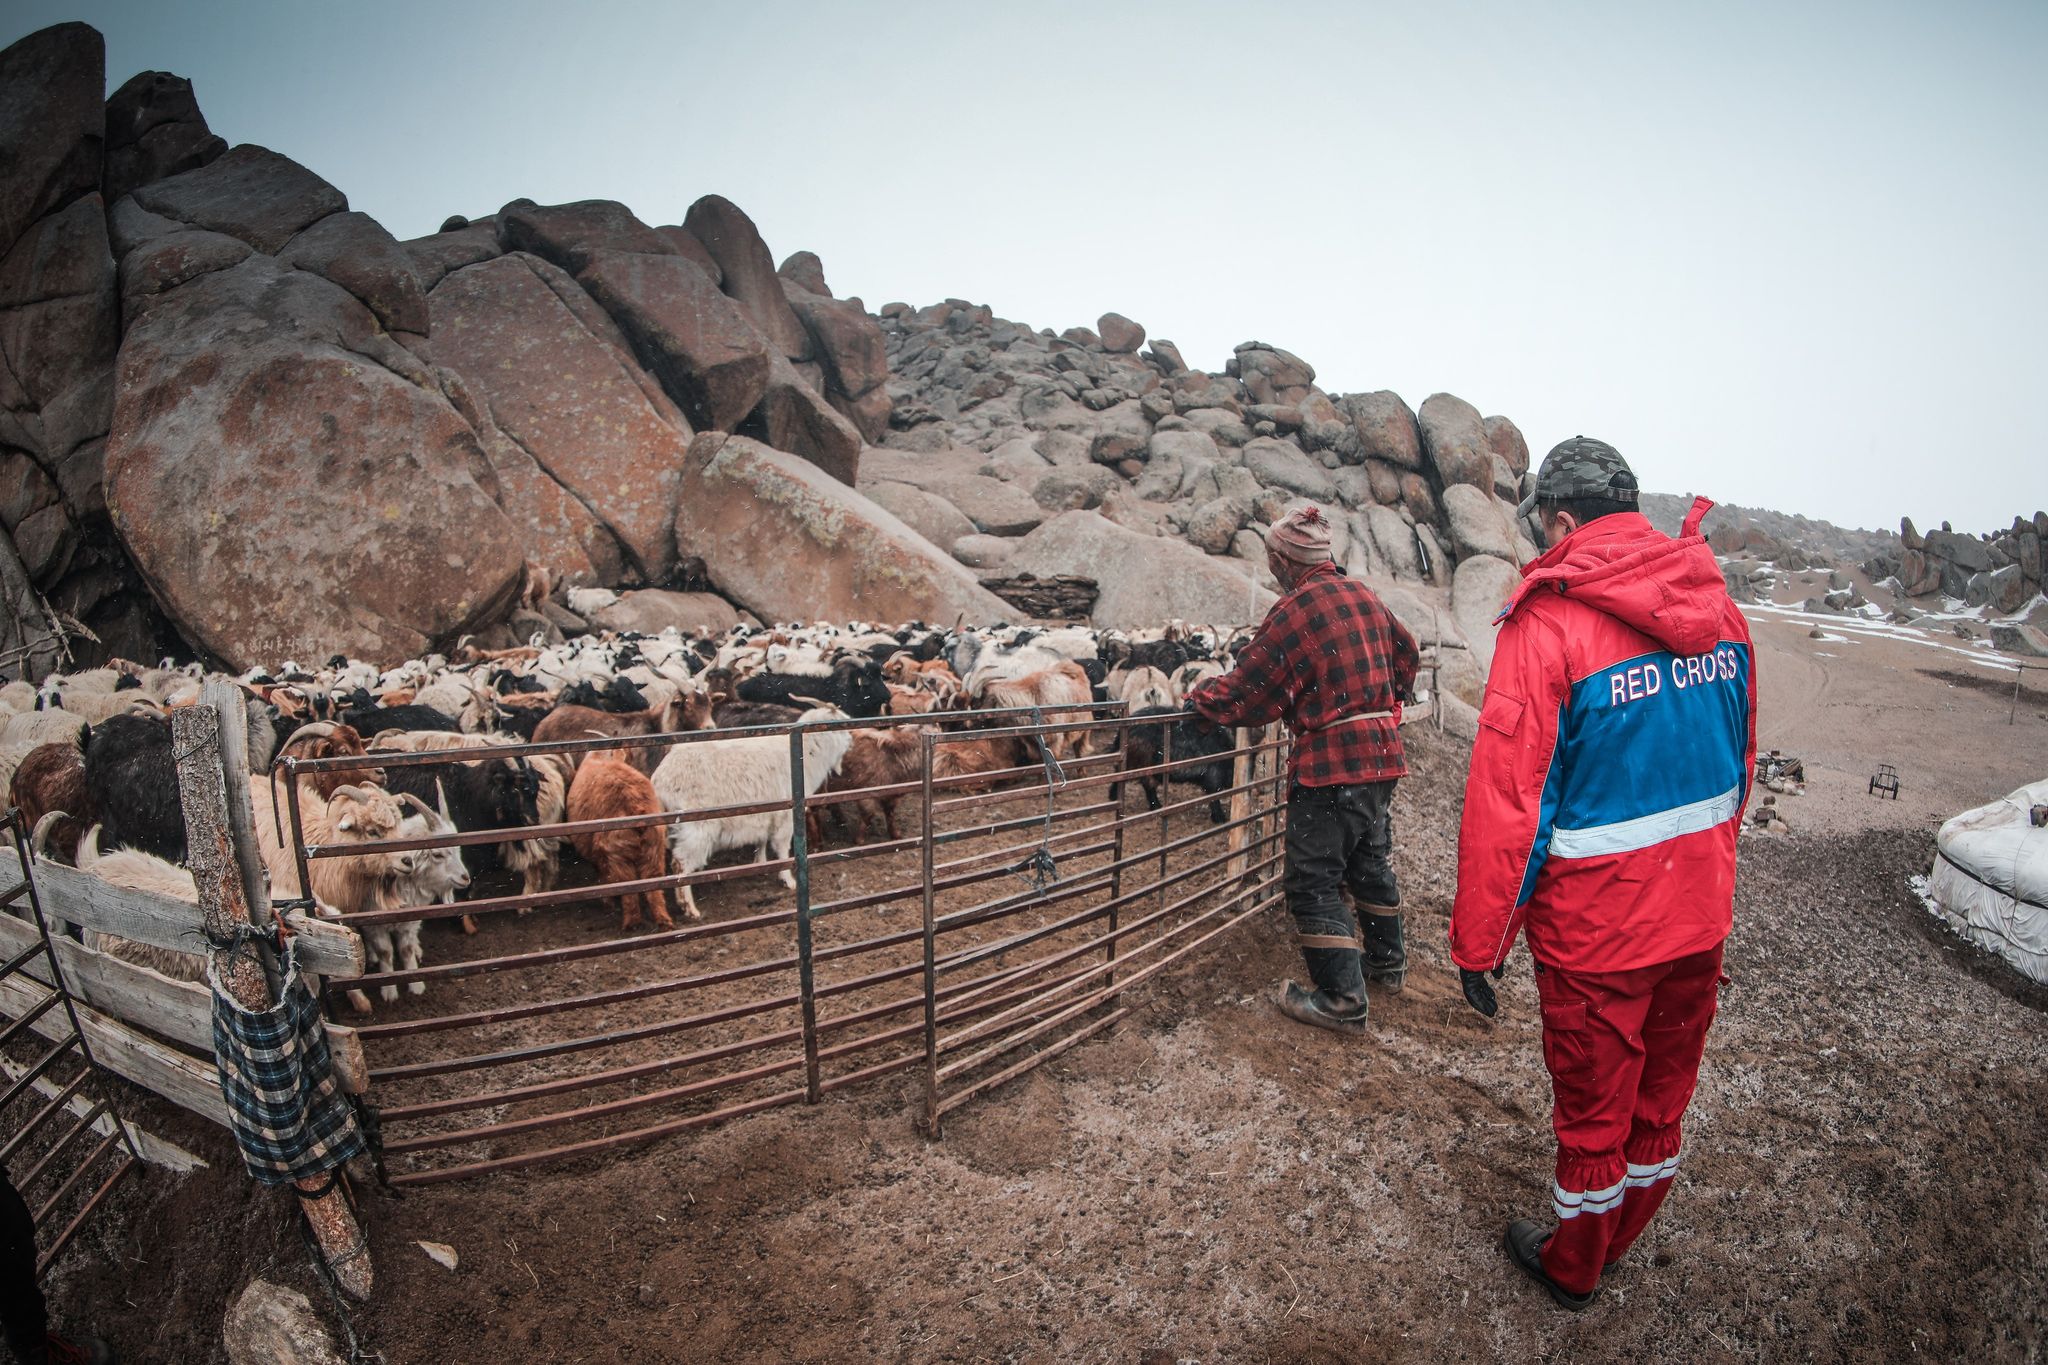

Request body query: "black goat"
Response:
[1117, 706, 1235, 823]
[382, 755, 541, 882]
[558, 677, 648, 714]
[735, 657, 889, 718]
[341, 701, 461, 737]
[83, 714, 185, 862]
[712, 700, 803, 730]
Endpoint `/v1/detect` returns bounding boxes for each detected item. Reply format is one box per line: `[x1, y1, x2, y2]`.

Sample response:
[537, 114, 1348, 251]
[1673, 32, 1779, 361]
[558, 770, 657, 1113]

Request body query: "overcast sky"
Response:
[18, 0, 2046, 533]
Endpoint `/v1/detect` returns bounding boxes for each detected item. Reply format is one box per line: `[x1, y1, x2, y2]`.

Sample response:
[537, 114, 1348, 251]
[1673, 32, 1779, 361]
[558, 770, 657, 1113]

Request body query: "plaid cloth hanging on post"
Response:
[209, 938, 365, 1185]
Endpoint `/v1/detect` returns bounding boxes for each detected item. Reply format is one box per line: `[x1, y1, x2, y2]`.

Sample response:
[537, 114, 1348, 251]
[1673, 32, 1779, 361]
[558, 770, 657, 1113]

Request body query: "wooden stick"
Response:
[171, 701, 373, 1301]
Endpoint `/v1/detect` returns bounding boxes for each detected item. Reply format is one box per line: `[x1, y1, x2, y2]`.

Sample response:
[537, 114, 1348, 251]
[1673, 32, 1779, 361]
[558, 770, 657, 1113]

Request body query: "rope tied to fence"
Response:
[1006, 708, 1070, 896]
[200, 917, 288, 963]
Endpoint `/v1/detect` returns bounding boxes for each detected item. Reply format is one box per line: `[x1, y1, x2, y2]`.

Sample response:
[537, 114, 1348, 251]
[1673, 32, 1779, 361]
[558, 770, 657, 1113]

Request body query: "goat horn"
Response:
[435, 778, 452, 821]
[28, 811, 66, 860]
[789, 694, 829, 709]
[276, 721, 339, 752]
[395, 792, 434, 818]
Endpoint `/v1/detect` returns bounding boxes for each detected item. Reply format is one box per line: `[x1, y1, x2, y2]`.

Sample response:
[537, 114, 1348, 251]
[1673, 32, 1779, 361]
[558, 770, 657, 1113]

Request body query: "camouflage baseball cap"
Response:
[1517, 436, 1639, 518]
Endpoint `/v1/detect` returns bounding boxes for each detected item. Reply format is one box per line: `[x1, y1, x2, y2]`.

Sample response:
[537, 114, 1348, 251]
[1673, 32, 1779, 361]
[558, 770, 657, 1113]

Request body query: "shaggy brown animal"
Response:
[568, 752, 681, 930]
[975, 661, 1094, 759]
[10, 741, 92, 863]
[930, 732, 1030, 796]
[812, 726, 930, 844]
[530, 693, 714, 772]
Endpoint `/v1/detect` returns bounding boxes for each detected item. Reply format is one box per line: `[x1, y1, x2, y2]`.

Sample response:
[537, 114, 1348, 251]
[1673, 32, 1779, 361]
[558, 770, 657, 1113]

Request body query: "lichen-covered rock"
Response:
[102, 69, 227, 205]
[1097, 312, 1145, 353]
[1005, 511, 1275, 628]
[1417, 392, 1494, 490]
[576, 248, 770, 431]
[105, 256, 524, 668]
[684, 195, 811, 361]
[1242, 437, 1336, 502]
[130, 144, 347, 255]
[276, 210, 426, 334]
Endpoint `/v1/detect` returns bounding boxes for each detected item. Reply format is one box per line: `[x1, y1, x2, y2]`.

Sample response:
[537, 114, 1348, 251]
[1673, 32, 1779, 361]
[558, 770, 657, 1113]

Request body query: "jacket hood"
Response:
[1498, 497, 1730, 656]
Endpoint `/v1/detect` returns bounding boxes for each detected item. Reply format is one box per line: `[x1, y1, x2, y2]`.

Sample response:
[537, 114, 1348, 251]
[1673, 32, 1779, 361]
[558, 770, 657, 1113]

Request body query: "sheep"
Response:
[812, 726, 929, 844]
[651, 706, 851, 919]
[975, 661, 1094, 760]
[10, 741, 92, 864]
[0, 740, 48, 806]
[567, 752, 678, 930]
[2, 709, 88, 752]
[69, 824, 207, 984]
[0, 680, 38, 713]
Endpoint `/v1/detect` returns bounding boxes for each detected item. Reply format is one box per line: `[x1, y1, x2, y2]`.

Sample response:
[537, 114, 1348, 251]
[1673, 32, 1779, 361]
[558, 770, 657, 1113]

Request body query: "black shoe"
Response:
[1275, 980, 1370, 1036]
[1504, 1219, 1599, 1312]
[1360, 912, 1406, 991]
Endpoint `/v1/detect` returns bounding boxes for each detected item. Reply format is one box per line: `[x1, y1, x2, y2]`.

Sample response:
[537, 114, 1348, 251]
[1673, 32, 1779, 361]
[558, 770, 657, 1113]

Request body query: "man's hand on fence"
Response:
[1459, 966, 1504, 1019]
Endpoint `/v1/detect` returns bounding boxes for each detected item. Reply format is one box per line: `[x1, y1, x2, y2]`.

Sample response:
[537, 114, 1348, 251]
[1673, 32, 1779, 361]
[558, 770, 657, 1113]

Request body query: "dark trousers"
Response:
[0, 1168, 45, 1364]
[1283, 780, 1402, 998]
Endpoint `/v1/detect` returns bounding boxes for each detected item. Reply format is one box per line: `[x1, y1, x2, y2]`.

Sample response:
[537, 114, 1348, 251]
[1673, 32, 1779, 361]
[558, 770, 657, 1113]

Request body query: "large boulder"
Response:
[105, 257, 525, 668]
[777, 249, 829, 296]
[1232, 342, 1314, 405]
[130, 144, 348, 255]
[275, 210, 426, 334]
[1032, 466, 1123, 513]
[919, 473, 1044, 536]
[1990, 623, 2048, 658]
[1242, 437, 1337, 501]
[781, 281, 889, 398]
[1003, 511, 1276, 629]
[428, 252, 693, 582]
[1416, 392, 1494, 490]
[676, 433, 1009, 625]
[0, 23, 104, 256]
[102, 70, 227, 205]
[1450, 554, 1523, 674]
[1341, 391, 1422, 471]
[1483, 414, 1531, 477]
[1097, 312, 1146, 353]
[0, 194, 117, 411]
[864, 481, 976, 549]
[591, 589, 741, 635]
[575, 249, 770, 431]
[497, 199, 675, 274]
[1362, 504, 1422, 580]
[1440, 483, 1520, 562]
[682, 195, 810, 361]
[742, 352, 863, 485]
[401, 219, 500, 293]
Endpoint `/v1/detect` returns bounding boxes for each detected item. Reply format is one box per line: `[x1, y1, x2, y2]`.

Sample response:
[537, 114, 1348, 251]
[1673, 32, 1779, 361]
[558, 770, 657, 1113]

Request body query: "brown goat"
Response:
[812, 727, 931, 844]
[10, 741, 92, 864]
[567, 752, 679, 930]
[886, 684, 938, 716]
[975, 662, 1093, 760]
[530, 694, 712, 772]
[930, 733, 1030, 796]
[275, 722, 384, 800]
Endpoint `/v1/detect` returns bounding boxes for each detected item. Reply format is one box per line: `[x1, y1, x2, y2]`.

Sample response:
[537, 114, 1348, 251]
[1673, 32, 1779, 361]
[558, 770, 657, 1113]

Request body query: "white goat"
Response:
[1114, 665, 1178, 712]
[651, 706, 851, 919]
[349, 789, 471, 1011]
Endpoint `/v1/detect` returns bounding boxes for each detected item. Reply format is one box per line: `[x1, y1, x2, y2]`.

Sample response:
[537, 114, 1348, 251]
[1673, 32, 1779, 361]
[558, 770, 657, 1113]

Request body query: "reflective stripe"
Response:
[1552, 1175, 1626, 1220]
[1547, 784, 1742, 860]
[1625, 1154, 1681, 1188]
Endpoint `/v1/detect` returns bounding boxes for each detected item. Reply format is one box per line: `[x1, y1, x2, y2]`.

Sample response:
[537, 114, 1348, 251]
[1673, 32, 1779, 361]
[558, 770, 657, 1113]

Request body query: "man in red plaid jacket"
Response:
[1189, 505, 1419, 1034]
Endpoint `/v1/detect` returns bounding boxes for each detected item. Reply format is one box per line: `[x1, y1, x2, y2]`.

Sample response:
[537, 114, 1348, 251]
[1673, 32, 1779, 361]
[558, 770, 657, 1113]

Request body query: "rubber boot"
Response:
[1360, 909, 1406, 991]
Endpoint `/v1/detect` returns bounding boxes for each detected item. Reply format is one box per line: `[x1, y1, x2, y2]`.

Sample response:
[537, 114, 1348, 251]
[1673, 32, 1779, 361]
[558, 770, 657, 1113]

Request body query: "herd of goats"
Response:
[0, 620, 1249, 1014]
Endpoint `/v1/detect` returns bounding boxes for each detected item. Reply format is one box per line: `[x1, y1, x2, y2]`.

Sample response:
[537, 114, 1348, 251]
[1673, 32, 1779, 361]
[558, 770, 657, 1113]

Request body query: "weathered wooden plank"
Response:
[0, 1053, 208, 1173]
[0, 973, 229, 1128]
[7, 861, 364, 978]
[0, 915, 367, 1094]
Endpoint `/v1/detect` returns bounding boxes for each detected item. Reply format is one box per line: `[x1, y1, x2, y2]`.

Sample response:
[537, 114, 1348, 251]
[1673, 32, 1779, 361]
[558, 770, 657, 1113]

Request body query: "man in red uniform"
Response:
[1189, 505, 1418, 1034]
[1450, 438, 1756, 1310]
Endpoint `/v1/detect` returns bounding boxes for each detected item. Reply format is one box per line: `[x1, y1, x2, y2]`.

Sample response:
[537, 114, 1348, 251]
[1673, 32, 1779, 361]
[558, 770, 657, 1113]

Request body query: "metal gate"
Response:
[0, 812, 142, 1276]
[276, 707, 1287, 1184]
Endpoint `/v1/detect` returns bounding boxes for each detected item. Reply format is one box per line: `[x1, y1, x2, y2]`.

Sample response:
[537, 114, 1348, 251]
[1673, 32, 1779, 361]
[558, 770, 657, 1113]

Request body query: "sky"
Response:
[14, 0, 2046, 534]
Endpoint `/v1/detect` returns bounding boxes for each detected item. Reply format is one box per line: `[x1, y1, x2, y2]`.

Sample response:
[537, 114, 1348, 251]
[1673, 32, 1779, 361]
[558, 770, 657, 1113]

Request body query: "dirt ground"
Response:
[26, 613, 2048, 1364]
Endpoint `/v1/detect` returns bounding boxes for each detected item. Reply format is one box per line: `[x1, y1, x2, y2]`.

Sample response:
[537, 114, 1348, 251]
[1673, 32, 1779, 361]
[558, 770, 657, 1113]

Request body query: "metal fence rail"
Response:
[277, 703, 1287, 1184]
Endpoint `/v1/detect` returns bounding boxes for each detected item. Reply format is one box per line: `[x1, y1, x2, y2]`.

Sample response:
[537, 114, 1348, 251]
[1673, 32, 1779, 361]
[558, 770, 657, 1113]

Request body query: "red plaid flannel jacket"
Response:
[1189, 562, 1418, 786]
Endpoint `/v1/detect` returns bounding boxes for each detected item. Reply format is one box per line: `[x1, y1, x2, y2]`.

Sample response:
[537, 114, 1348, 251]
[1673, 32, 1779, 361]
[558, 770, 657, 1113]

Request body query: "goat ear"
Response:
[337, 813, 356, 831]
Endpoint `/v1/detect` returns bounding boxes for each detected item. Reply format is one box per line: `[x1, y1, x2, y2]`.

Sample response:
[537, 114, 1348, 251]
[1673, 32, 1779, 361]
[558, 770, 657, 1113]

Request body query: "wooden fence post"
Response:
[1225, 728, 1253, 887]
[170, 696, 374, 1301]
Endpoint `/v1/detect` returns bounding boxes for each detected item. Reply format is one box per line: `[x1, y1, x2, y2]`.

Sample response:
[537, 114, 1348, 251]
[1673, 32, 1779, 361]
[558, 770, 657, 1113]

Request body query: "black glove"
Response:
[1460, 965, 1504, 1019]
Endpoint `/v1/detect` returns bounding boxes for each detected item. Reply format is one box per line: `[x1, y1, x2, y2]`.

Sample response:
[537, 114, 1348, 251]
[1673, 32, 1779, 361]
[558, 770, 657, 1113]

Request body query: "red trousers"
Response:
[1535, 942, 1723, 1295]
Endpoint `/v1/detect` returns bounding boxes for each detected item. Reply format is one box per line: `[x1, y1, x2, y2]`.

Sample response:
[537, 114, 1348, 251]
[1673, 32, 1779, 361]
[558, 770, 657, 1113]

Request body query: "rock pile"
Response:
[1891, 514, 2047, 618]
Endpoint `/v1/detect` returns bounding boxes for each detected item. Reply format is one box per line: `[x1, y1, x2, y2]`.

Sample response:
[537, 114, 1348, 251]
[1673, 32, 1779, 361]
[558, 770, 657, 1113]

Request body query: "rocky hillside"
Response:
[1638, 494, 1898, 570]
[0, 20, 1541, 707]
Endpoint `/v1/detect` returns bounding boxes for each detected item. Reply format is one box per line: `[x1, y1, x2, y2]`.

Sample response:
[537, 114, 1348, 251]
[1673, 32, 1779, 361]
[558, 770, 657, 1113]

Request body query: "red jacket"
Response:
[1450, 499, 1757, 974]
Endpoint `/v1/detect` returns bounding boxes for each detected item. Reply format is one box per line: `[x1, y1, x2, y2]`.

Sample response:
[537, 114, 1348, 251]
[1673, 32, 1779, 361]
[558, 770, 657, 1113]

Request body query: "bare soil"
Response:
[28, 617, 2048, 1363]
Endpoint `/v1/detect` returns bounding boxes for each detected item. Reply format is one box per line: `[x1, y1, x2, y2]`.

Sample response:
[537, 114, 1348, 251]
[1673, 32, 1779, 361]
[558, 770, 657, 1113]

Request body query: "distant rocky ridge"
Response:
[1639, 494, 1899, 571]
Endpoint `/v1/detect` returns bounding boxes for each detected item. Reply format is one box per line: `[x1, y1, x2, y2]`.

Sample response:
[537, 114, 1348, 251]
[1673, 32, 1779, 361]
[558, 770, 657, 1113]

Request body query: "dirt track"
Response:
[28, 616, 2048, 1363]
